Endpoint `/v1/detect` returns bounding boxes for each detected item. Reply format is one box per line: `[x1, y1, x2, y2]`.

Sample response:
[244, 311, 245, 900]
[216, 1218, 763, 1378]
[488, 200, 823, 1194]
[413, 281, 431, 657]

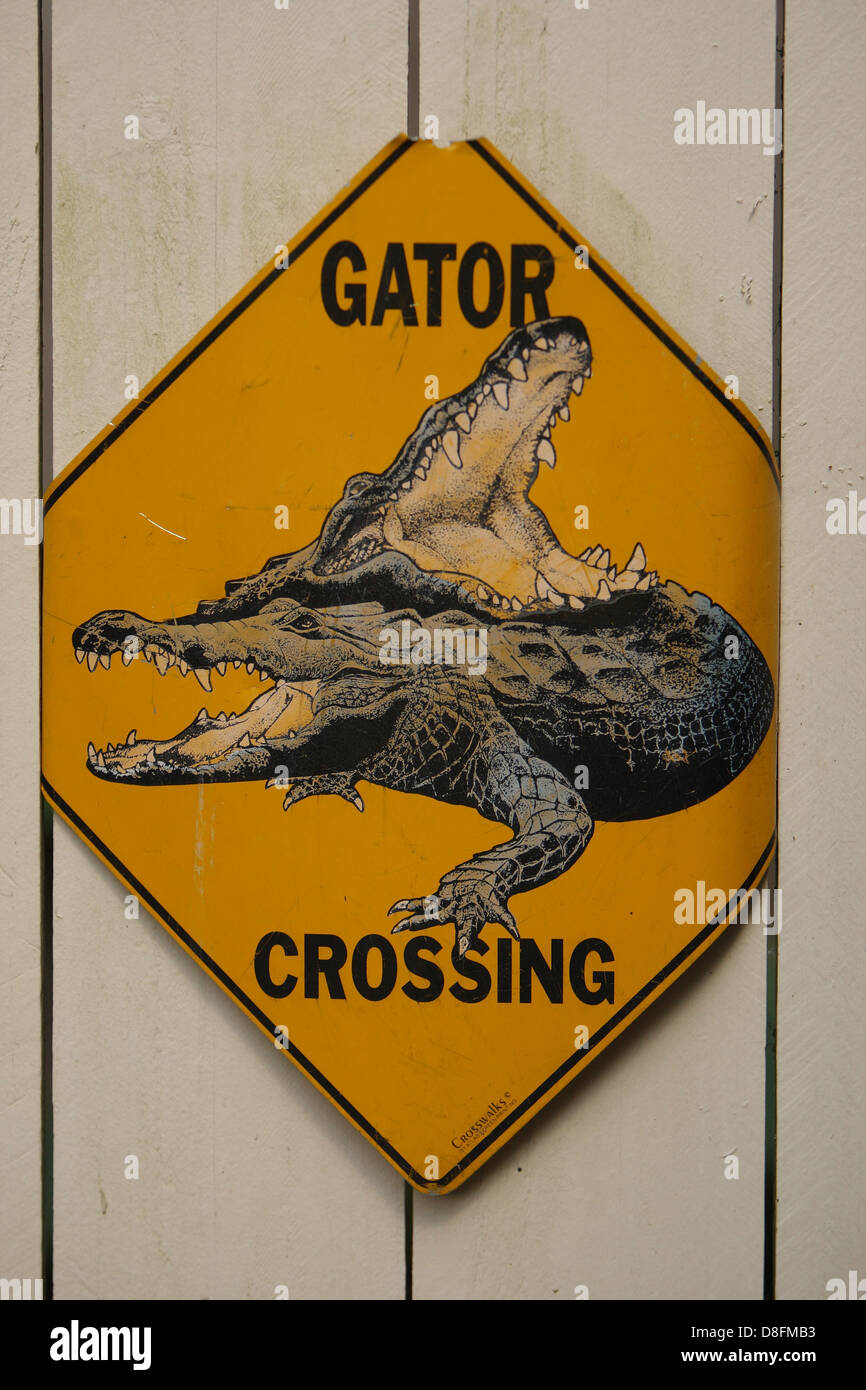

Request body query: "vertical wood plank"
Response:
[776, 0, 866, 1300]
[414, 0, 775, 1299]
[51, 0, 409, 1299]
[0, 0, 43, 1287]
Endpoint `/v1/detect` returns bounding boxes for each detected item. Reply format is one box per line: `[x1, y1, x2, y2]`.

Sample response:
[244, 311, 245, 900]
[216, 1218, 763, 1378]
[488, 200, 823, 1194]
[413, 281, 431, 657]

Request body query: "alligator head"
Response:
[307, 316, 596, 606]
[73, 600, 424, 786]
[191, 316, 654, 621]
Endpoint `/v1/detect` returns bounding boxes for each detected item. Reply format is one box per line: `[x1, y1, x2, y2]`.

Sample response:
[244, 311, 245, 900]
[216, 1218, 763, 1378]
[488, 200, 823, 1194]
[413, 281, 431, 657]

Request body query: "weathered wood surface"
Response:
[776, 0, 866, 1302]
[0, 0, 42, 1289]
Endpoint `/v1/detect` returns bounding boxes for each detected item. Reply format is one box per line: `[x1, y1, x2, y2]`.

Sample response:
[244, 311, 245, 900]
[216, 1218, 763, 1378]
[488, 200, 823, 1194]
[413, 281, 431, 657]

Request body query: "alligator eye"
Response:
[344, 474, 373, 498]
[286, 612, 319, 633]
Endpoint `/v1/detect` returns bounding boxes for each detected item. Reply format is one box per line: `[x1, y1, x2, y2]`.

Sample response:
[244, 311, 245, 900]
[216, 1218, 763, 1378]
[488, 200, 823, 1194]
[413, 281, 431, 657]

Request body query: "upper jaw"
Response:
[73, 618, 279, 694]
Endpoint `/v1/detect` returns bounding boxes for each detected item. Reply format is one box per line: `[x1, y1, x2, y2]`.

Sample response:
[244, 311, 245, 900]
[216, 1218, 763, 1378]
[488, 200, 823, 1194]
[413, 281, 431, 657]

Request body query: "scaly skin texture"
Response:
[72, 584, 774, 956]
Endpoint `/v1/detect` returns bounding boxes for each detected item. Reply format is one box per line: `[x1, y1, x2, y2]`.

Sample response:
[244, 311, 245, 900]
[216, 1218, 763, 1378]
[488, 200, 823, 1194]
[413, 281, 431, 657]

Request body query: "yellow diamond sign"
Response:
[43, 137, 778, 1191]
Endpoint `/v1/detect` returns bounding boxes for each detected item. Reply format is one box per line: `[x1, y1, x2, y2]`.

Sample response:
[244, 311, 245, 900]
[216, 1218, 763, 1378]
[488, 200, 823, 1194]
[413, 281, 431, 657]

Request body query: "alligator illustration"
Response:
[72, 587, 773, 957]
[71, 316, 775, 955]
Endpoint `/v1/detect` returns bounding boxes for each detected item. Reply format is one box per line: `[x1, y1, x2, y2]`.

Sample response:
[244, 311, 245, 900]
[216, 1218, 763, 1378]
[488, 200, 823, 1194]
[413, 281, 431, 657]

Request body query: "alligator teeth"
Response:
[99, 653, 111, 670]
[233, 659, 242, 669]
[511, 596, 524, 611]
[122, 646, 135, 667]
[500, 597, 511, 610]
[126, 729, 136, 745]
[442, 431, 463, 469]
[492, 381, 509, 410]
[87, 652, 98, 672]
[193, 668, 212, 693]
[196, 708, 208, 724]
[75, 647, 85, 664]
[597, 580, 612, 601]
[146, 747, 156, 764]
[215, 712, 228, 725]
[246, 662, 255, 675]
[87, 742, 96, 762]
[414, 467, 426, 479]
[558, 404, 570, 422]
[477, 584, 490, 600]
[388, 491, 399, 501]
[585, 365, 592, 379]
[455, 412, 472, 433]
[598, 549, 610, 569]
[572, 376, 584, 396]
[475, 392, 484, 404]
[97, 751, 106, 768]
[548, 589, 566, 606]
[483, 382, 491, 395]
[534, 336, 550, 350]
[238, 732, 251, 747]
[535, 573, 553, 599]
[508, 358, 528, 381]
[636, 575, 651, 590]
[537, 437, 556, 469]
[153, 649, 169, 676]
[260, 670, 269, 682]
[178, 659, 188, 677]
[521, 347, 530, 360]
[578, 548, 591, 561]
[625, 542, 646, 572]
[586, 546, 602, 565]
[468, 401, 477, 418]
[401, 480, 411, 490]
[216, 661, 227, 677]
[568, 595, 585, 609]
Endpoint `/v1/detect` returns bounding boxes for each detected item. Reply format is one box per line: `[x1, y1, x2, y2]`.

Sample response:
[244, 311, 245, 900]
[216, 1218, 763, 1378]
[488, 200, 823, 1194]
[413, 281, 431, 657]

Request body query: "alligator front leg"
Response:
[388, 721, 593, 957]
[280, 772, 364, 812]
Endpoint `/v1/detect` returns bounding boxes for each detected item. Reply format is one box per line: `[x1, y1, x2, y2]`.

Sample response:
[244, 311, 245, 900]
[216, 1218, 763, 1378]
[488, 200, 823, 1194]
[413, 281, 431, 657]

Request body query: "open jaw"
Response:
[71, 599, 404, 785]
[69, 601, 314, 783]
[305, 315, 655, 610]
[309, 316, 597, 602]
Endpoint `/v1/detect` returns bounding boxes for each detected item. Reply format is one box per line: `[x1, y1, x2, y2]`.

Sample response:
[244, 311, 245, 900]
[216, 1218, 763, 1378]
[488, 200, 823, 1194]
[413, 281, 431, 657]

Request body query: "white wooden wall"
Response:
[0, 0, 42, 1290]
[1, 0, 862, 1300]
[776, 0, 866, 1301]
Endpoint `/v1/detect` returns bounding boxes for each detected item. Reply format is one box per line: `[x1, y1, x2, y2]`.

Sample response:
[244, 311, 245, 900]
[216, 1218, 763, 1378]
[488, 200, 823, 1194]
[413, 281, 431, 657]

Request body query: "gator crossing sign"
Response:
[42, 137, 779, 1191]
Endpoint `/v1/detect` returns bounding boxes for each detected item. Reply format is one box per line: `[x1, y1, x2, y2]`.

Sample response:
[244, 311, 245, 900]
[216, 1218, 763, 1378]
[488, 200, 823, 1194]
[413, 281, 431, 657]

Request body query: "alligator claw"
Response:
[388, 897, 424, 917]
[390, 913, 431, 934]
[388, 881, 518, 956]
[282, 774, 364, 812]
